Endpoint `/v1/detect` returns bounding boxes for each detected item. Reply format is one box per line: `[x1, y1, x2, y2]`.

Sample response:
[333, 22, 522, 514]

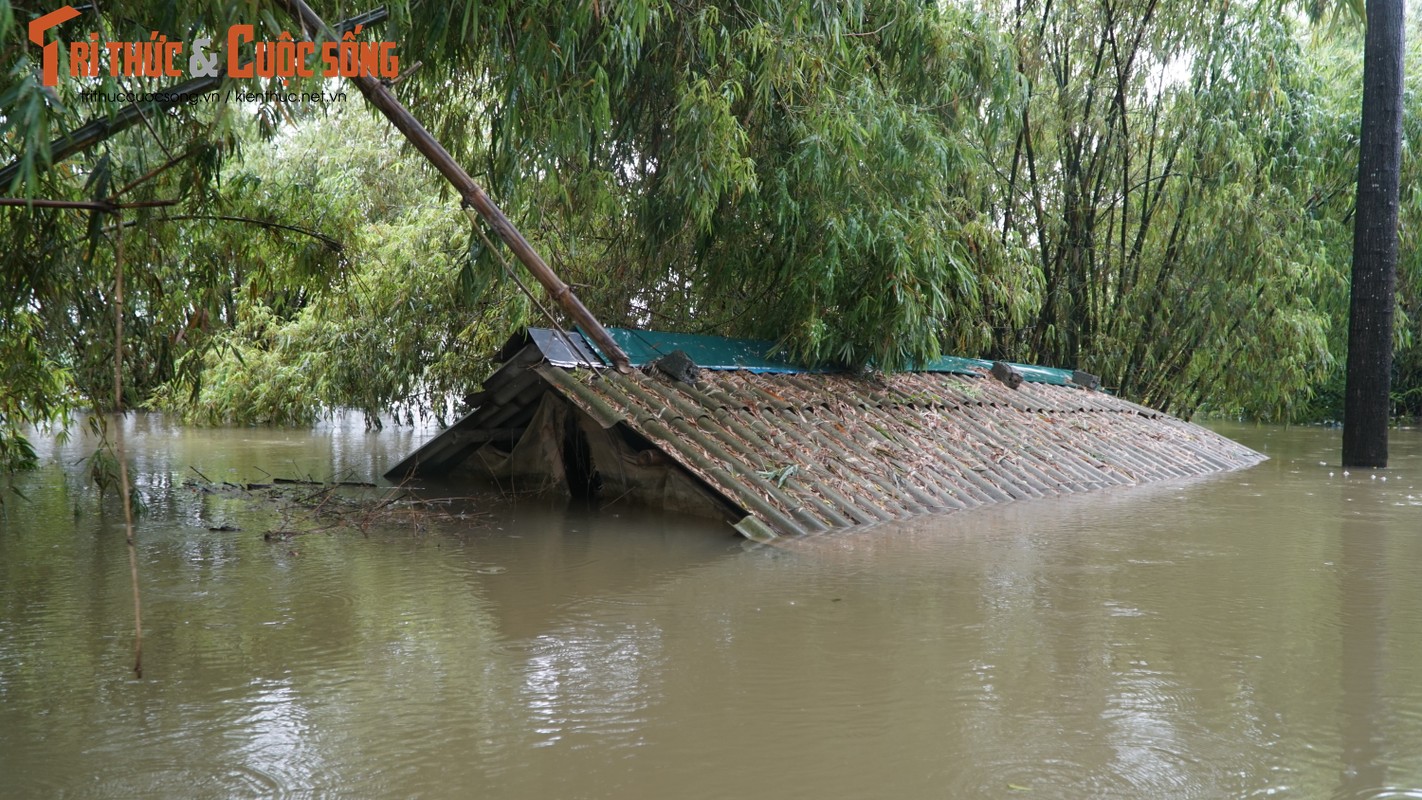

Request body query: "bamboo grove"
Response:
[2, 0, 1420, 465]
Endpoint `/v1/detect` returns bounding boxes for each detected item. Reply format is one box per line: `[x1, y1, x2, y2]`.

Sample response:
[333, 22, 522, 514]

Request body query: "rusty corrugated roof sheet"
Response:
[536, 364, 1264, 540]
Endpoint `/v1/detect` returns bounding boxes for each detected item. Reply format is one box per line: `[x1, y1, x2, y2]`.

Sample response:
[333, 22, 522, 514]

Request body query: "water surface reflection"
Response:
[3, 418, 1422, 798]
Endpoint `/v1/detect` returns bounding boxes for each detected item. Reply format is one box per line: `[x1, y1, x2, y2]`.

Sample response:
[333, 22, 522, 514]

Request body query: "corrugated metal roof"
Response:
[387, 328, 1264, 539]
[535, 364, 1264, 540]
[498, 328, 603, 367]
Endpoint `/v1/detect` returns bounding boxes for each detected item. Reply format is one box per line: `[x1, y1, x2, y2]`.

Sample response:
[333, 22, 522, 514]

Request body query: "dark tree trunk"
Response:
[1342, 0, 1405, 468]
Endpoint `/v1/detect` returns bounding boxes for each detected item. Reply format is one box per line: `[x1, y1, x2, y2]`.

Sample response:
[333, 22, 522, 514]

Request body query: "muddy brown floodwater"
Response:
[3, 414, 1422, 799]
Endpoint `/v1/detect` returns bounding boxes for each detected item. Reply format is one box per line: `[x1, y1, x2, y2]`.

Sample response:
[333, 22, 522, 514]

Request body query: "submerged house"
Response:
[386, 327, 1264, 540]
[262, 35, 1260, 540]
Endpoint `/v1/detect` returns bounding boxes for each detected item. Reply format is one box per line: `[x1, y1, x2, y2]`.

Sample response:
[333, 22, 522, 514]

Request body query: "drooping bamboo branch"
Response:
[270, 0, 634, 374]
[0, 198, 179, 210]
[110, 214, 343, 252]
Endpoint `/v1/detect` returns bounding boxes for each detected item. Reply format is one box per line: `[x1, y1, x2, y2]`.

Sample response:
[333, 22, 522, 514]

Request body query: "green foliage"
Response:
[985, 1, 1341, 418]
[1, 1, 403, 458]
[412, 0, 1030, 370]
[2, 0, 1422, 444]
[147, 108, 520, 427]
[0, 310, 71, 471]
[1269, 19, 1422, 422]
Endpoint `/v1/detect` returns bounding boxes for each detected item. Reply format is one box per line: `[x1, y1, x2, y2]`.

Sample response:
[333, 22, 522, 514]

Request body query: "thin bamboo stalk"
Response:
[111, 209, 143, 679]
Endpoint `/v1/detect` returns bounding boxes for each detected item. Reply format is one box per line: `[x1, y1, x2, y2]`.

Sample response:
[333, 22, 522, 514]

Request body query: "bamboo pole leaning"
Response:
[271, 0, 633, 375]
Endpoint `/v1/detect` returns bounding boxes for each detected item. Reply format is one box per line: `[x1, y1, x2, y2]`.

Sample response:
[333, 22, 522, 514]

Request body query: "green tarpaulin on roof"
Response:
[575, 326, 1075, 385]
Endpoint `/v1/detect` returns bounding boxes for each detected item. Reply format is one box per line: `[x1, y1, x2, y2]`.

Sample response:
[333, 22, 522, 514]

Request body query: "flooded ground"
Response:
[2, 415, 1422, 798]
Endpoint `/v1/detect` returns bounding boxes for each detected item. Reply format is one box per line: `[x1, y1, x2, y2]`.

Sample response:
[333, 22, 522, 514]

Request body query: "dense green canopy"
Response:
[1, 1, 1419, 466]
